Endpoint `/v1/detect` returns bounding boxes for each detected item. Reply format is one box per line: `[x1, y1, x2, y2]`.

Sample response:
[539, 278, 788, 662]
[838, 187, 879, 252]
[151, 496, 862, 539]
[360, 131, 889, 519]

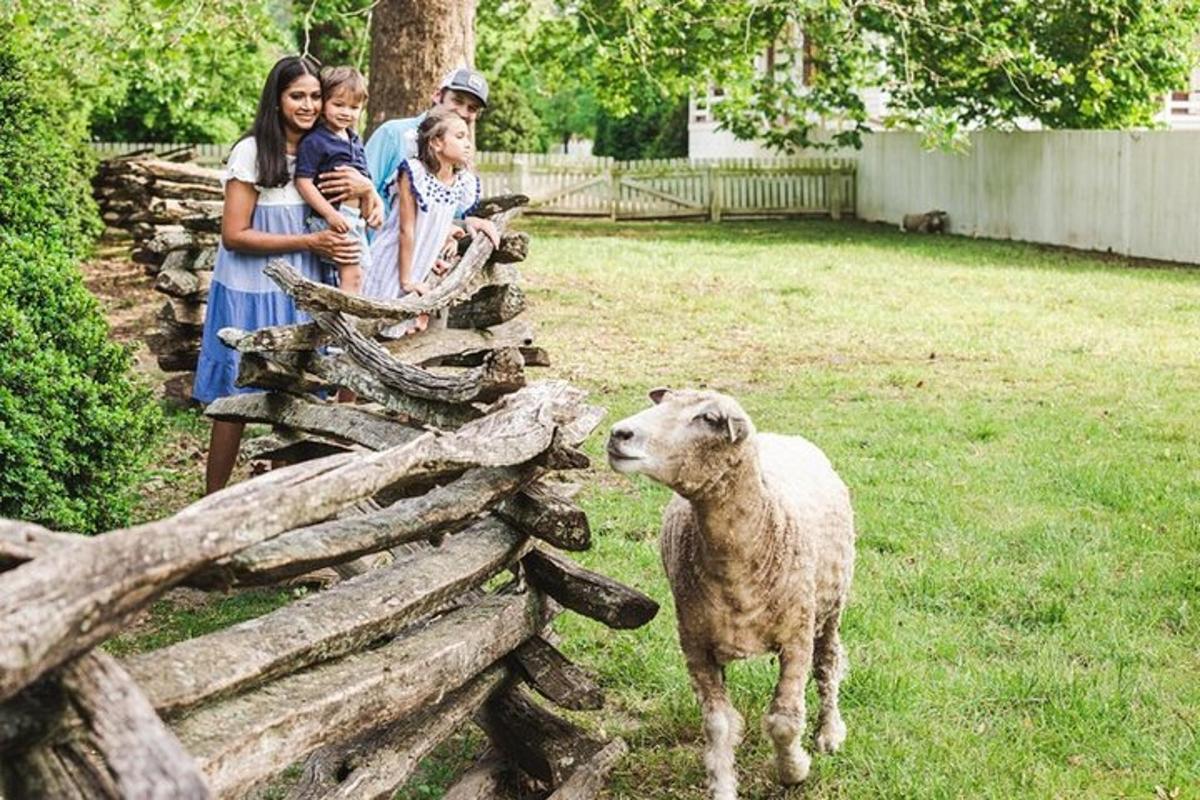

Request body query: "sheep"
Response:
[607, 388, 855, 800]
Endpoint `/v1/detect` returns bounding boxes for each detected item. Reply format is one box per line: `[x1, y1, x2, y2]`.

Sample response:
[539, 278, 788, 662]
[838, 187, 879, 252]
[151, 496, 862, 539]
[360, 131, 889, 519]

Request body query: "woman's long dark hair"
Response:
[245, 55, 320, 188]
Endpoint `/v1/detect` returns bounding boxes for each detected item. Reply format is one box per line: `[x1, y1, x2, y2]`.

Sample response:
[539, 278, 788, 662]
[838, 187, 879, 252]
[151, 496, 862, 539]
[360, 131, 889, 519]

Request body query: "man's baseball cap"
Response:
[440, 68, 489, 107]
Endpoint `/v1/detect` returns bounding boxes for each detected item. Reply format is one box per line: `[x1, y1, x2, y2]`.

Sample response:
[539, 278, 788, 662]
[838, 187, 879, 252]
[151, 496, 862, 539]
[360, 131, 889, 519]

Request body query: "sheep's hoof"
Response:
[814, 715, 847, 754]
[776, 748, 811, 785]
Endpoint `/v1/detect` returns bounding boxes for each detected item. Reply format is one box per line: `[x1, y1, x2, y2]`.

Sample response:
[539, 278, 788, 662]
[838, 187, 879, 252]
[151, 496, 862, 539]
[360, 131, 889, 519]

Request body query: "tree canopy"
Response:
[564, 0, 1200, 149]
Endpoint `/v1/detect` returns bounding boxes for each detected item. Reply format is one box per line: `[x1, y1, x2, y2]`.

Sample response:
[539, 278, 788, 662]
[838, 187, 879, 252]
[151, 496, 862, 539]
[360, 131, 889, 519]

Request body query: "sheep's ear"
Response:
[726, 414, 750, 444]
[648, 387, 672, 405]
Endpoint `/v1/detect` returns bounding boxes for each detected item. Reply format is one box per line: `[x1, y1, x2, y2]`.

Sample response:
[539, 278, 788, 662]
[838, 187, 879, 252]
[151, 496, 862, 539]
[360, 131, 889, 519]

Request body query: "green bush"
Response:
[0, 25, 99, 257]
[0, 25, 160, 533]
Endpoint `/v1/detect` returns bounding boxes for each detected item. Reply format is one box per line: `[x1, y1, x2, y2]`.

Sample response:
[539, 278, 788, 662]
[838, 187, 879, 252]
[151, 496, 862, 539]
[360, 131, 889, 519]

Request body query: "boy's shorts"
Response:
[306, 205, 371, 287]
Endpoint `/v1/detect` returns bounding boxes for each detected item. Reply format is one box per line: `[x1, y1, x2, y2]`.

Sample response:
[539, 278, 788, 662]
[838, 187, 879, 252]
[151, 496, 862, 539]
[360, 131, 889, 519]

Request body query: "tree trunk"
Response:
[368, 0, 477, 131]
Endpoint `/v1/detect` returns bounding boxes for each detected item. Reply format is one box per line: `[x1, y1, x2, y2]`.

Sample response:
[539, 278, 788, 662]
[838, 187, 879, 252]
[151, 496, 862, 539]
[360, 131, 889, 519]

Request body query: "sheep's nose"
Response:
[610, 426, 634, 442]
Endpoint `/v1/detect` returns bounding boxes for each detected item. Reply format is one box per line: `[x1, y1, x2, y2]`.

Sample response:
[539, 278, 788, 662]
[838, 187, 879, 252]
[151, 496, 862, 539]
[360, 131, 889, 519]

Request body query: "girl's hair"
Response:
[320, 66, 368, 105]
[246, 55, 320, 188]
[416, 107, 468, 174]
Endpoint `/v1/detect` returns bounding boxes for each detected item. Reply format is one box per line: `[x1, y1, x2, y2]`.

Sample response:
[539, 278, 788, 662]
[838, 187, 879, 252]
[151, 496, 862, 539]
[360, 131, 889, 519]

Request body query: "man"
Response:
[365, 67, 489, 219]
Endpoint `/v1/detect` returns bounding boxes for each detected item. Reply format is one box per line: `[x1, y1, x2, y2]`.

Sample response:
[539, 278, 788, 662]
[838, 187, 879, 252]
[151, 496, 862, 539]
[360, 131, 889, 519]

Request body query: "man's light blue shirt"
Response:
[364, 112, 426, 221]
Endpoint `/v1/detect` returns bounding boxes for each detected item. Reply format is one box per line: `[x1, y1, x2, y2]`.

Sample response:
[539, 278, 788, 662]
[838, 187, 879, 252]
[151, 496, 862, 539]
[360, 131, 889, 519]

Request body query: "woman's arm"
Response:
[295, 177, 349, 232]
[221, 179, 359, 266]
[316, 166, 376, 205]
[396, 172, 424, 294]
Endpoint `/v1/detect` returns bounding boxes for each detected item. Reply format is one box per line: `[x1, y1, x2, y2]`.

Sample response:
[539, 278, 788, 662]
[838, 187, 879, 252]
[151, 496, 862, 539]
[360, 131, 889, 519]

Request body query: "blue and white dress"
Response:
[193, 137, 329, 404]
[363, 158, 481, 306]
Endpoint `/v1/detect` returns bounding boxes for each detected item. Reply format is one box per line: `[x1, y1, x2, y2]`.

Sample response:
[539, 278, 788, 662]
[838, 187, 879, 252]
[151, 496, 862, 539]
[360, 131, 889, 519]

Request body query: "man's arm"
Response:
[364, 121, 399, 204]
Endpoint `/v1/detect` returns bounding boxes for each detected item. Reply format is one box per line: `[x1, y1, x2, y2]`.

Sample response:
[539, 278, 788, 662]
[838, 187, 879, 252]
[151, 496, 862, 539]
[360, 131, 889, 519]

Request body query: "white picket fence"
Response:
[90, 142, 856, 221]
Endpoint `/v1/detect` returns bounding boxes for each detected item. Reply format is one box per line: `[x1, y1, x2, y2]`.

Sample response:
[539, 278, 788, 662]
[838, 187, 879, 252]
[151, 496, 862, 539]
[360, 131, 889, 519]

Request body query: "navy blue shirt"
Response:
[295, 124, 371, 200]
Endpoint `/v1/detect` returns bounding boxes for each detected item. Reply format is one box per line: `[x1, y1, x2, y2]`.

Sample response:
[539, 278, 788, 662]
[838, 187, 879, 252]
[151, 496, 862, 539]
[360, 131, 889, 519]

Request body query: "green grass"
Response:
[131, 218, 1199, 799]
[515, 219, 1200, 799]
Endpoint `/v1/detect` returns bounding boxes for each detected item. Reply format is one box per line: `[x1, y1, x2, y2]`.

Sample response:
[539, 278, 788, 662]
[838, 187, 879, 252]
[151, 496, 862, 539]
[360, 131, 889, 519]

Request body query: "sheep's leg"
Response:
[763, 641, 814, 785]
[686, 651, 743, 800]
[813, 613, 848, 754]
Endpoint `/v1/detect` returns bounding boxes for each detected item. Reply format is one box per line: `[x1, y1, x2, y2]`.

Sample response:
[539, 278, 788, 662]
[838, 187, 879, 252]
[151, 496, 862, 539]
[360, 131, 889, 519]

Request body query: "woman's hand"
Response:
[316, 166, 374, 204]
[401, 279, 431, 295]
[464, 216, 500, 247]
[307, 228, 360, 268]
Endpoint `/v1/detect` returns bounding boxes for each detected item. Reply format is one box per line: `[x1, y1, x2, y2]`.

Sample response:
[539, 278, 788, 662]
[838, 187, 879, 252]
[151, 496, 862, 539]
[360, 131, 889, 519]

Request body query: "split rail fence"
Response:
[91, 142, 856, 221]
[0, 199, 659, 799]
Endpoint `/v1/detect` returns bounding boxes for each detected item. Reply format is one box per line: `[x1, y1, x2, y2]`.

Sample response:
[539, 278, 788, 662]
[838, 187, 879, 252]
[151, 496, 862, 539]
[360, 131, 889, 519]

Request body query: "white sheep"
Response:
[607, 388, 855, 800]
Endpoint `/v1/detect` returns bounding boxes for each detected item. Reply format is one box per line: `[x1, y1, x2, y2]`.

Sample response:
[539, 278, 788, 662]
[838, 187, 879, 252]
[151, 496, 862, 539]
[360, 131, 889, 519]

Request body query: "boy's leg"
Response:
[305, 214, 341, 287]
[336, 206, 369, 294]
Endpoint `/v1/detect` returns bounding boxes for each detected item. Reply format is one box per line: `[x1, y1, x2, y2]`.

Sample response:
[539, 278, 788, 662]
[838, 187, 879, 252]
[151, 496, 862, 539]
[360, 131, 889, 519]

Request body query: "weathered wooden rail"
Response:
[0, 201, 656, 799]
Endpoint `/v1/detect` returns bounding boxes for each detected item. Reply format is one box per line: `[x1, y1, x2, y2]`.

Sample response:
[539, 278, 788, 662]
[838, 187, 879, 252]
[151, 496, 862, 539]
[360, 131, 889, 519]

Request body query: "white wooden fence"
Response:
[90, 142, 856, 221]
[855, 130, 1200, 266]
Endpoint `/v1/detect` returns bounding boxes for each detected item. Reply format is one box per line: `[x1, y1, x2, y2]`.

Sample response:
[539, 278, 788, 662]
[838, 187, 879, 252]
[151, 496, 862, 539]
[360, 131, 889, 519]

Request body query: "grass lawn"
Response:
[126, 218, 1199, 799]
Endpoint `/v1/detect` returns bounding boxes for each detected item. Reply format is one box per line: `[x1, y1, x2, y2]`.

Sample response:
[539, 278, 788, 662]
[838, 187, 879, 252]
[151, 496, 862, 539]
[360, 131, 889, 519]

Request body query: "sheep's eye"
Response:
[694, 411, 724, 429]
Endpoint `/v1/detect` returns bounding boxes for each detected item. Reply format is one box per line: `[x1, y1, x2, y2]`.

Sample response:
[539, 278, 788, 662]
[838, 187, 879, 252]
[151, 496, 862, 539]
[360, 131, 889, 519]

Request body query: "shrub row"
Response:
[0, 23, 161, 533]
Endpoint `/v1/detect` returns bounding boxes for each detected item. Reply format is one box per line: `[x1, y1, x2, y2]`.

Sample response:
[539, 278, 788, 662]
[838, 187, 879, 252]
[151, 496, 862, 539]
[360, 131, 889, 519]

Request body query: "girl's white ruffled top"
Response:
[363, 158, 481, 303]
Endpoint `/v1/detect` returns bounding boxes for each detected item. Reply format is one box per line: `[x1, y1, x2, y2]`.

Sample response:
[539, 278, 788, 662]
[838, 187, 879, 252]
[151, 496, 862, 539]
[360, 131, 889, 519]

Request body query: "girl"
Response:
[364, 107, 498, 334]
[194, 55, 375, 493]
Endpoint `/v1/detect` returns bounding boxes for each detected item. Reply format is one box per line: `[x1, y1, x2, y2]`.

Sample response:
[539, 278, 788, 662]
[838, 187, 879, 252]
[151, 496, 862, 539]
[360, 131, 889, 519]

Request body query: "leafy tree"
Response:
[293, 0, 375, 70]
[7, 0, 290, 144]
[593, 95, 687, 160]
[566, 0, 1200, 149]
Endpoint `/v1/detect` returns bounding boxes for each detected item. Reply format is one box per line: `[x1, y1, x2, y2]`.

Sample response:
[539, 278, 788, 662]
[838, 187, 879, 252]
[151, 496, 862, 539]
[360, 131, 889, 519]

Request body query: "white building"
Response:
[1158, 64, 1200, 130]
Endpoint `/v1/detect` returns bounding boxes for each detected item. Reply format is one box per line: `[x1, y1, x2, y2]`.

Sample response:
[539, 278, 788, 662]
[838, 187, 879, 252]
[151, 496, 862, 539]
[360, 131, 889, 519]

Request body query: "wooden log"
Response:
[151, 180, 224, 201]
[0, 521, 84, 572]
[316, 312, 526, 404]
[545, 738, 628, 800]
[521, 548, 659, 630]
[0, 673, 66, 751]
[144, 227, 217, 257]
[490, 231, 530, 264]
[159, 298, 206, 329]
[510, 636, 604, 711]
[162, 373, 196, 405]
[226, 316, 533, 362]
[194, 248, 217, 272]
[286, 665, 512, 800]
[448, 283, 527, 329]
[0, 381, 590, 702]
[204, 392, 419, 452]
[0, 739, 118, 799]
[129, 518, 530, 716]
[180, 213, 222, 234]
[173, 590, 549, 798]
[474, 193, 530, 219]
[440, 345, 549, 369]
[159, 248, 199, 274]
[155, 267, 211, 299]
[133, 159, 222, 186]
[478, 686, 604, 785]
[60, 653, 210, 799]
[262, 208, 520, 320]
[496, 482, 591, 552]
[441, 748, 511, 800]
[240, 431, 356, 464]
[281, 349, 485, 429]
[192, 465, 536, 587]
[234, 353, 328, 394]
[154, 347, 200, 373]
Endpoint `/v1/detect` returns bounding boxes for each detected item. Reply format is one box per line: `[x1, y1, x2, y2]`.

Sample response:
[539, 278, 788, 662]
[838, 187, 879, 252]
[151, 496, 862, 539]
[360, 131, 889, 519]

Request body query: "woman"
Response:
[194, 55, 373, 493]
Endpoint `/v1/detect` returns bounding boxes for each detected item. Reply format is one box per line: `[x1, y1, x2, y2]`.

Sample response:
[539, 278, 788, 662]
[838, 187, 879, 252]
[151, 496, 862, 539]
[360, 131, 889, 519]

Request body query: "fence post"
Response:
[608, 164, 620, 221]
[513, 154, 529, 199]
[708, 166, 722, 223]
[827, 170, 843, 220]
